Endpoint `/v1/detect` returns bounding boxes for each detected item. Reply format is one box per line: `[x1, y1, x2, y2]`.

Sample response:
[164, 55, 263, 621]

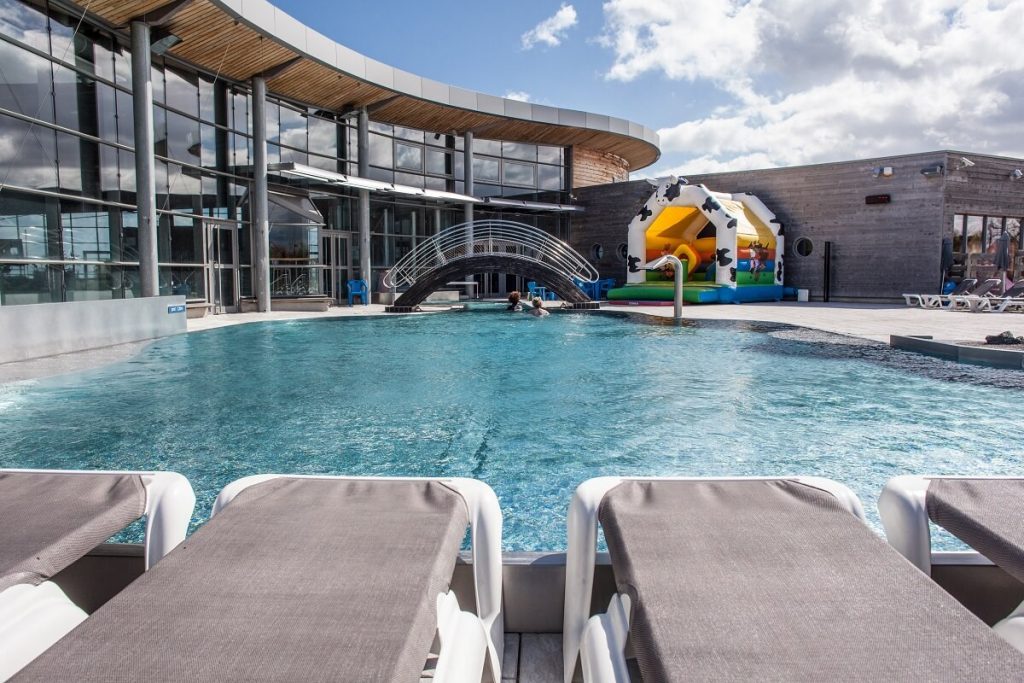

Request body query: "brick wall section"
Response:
[571, 180, 652, 284]
[572, 147, 630, 188]
[571, 151, 1024, 302]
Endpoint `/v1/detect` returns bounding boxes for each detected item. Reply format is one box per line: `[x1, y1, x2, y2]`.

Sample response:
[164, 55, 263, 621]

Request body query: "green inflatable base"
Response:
[607, 284, 721, 304]
[606, 283, 784, 304]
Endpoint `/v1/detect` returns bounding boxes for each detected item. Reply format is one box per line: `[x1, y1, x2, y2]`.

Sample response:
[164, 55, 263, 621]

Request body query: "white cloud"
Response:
[599, 0, 1024, 173]
[522, 4, 578, 49]
[505, 91, 532, 102]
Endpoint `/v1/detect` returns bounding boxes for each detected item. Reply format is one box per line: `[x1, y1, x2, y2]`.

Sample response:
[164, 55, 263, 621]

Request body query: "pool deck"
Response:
[0, 301, 1013, 385]
[189, 300, 1014, 345]
[607, 301, 1014, 344]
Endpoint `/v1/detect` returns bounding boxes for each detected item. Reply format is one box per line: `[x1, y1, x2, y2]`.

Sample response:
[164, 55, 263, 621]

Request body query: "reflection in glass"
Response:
[161, 266, 204, 298]
[279, 104, 305, 150]
[425, 149, 448, 175]
[393, 126, 423, 142]
[0, 40, 55, 120]
[369, 133, 393, 168]
[538, 164, 562, 190]
[307, 116, 337, 158]
[502, 142, 536, 161]
[61, 207, 112, 261]
[503, 161, 536, 187]
[165, 109, 201, 164]
[0, 113, 58, 190]
[0, 0, 49, 50]
[537, 145, 562, 164]
[475, 138, 501, 155]
[164, 66, 198, 117]
[0, 262, 60, 303]
[395, 143, 422, 171]
[394, 172, 423, 188]
[0, 192, 50, 259]
[965, 215, 983, 254]
[473, 157, 500, 182]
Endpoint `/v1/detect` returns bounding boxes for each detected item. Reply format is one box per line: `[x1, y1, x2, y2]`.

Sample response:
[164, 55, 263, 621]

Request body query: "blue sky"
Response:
[275, 0, 1024, 177]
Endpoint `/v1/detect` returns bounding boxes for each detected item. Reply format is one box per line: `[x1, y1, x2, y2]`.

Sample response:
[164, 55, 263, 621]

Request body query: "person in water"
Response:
[660, 244, 675, 280]
[529, 297, 549, 317]
[507, 290, 523, 311]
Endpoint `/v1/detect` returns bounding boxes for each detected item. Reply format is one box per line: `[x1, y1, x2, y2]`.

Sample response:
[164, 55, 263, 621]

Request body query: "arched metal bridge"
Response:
[383, 220, 599, 307]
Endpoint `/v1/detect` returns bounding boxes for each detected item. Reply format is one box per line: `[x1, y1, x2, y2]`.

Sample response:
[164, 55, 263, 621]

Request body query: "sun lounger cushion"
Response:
[15, 477, 468, 682]
[599, 479, 1023, 682]
[0, 472, 145, 592]
[927, 478, 1024, 583]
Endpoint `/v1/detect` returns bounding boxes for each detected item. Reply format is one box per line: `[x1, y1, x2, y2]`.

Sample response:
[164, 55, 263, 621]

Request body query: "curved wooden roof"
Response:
[80, 0, 661, 170]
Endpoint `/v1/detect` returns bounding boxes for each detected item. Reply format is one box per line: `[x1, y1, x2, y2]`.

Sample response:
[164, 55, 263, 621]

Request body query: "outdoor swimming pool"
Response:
[1, 309, 1021, 550]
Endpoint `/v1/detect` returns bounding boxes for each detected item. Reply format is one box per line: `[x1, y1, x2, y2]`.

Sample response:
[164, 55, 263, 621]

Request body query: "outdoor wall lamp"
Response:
[1011, 169, 1023, 181]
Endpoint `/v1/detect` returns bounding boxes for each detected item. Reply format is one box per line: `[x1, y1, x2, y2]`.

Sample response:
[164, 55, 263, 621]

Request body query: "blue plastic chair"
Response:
[527, 281, 540, 299]
[347, 279, 369, 306]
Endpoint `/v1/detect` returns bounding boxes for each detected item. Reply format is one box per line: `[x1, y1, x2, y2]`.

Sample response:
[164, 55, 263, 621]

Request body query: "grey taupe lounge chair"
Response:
[973, 281, 1024, 312]
[563, 476, 1024, 682]
[880, 475, 1024, 653]
[14, 474, 503, 683]
[0, 469, 195, 680]
[905, 278, 975, 308]
[947, 278, 1004, 311]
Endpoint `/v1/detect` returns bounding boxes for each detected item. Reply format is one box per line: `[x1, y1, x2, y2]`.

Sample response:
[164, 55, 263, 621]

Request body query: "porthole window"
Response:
[616, 243, 628, 262]
[794, 237, 814, 257]
[591, 244, 604, 260]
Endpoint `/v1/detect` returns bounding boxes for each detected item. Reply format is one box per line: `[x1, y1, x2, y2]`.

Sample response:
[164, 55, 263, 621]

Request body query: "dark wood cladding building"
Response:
[572, 151, 1024, 302]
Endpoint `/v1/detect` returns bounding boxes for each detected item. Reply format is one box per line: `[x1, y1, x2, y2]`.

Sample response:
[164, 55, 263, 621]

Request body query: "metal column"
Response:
[463, 131, 474, 227]
[130, 22, 159, 297]
[357, 107, 371, 298]
[251, 76, 271, 312]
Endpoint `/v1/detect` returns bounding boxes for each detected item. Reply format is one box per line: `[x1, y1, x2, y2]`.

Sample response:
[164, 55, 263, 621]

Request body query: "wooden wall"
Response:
[571, 151, 1024, 301]
[571, 148, 630, 188]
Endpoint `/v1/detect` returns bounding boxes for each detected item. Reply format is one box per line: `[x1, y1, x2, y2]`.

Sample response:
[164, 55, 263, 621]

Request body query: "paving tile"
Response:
[502, 632, 520, 681]
[518, 633, 562, 683]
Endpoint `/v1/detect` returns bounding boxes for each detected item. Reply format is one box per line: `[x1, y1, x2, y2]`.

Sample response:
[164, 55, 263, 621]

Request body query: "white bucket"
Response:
[797, 289, 809, 302]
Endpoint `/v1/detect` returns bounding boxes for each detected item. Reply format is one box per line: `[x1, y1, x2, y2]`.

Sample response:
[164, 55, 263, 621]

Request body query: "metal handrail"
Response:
[382, 219, 599, 289]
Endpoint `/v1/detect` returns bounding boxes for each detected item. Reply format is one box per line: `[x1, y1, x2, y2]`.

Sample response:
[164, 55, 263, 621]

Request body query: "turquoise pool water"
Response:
[1, 309, 1022, 549]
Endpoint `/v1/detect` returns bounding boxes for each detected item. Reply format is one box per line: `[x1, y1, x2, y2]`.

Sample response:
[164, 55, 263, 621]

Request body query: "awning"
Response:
[272, 162, 480, 204]
[482, 197, 584, 213]
[269, 192, 325, 225]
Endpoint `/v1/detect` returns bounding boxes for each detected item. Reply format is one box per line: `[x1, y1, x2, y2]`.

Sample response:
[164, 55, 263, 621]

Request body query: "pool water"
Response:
[1, 309, 1022, 550]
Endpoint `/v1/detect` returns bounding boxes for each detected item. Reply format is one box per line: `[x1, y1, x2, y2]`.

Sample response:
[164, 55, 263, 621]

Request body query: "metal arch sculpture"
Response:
[383, 220, 599, 307]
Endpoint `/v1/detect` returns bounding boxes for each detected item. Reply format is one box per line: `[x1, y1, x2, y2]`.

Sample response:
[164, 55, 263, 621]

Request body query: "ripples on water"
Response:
[1, 308, 1021, 550]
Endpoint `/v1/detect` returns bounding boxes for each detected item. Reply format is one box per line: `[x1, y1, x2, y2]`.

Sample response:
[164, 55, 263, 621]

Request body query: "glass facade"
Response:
[950, 214, 1024, 254]
[0, 0, 571, 306]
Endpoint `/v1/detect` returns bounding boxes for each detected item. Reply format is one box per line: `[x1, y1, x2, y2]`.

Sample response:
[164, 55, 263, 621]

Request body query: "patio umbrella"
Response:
[995, 231, 1011, 271]
[940, 237, 954, 275]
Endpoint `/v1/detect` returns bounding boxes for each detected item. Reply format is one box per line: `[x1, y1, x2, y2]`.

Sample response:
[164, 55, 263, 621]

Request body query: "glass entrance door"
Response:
[320, 231, 351, 304]
[206, 221, 239, 314]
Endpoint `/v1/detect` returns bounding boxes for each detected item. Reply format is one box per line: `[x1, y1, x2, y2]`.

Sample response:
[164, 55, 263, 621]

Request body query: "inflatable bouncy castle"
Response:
[607, 178, 784, 304]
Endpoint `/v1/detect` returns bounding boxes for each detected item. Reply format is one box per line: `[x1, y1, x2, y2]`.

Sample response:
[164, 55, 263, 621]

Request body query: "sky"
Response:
[274, 0, 1024, 178]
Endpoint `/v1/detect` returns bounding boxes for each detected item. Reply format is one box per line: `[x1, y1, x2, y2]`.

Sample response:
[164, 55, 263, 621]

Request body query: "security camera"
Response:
[959, 156, 975, 168]
[1012, 169, 1023, 181]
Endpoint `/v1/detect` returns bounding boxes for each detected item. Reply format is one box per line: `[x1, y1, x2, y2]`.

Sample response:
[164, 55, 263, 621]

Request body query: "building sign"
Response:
[865, 194, 891, 205]
[167, 304, 186, 314]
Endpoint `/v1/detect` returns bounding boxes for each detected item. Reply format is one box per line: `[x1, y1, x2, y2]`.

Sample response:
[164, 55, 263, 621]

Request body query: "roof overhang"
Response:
[78, 0, 661, 170]
[272, 162, 481, 203]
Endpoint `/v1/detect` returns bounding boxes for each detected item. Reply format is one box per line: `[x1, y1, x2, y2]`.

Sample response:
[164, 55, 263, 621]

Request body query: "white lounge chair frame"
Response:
[562, 476, 865, 683]
[879, 475, 1024, 653]
[215, 474, 504, 683]
[0, 469, 195, 681]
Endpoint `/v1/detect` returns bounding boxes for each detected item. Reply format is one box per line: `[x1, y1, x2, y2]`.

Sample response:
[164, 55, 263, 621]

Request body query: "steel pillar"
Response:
[251, 76, 271, 312]
[131, 22, 159, 297]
